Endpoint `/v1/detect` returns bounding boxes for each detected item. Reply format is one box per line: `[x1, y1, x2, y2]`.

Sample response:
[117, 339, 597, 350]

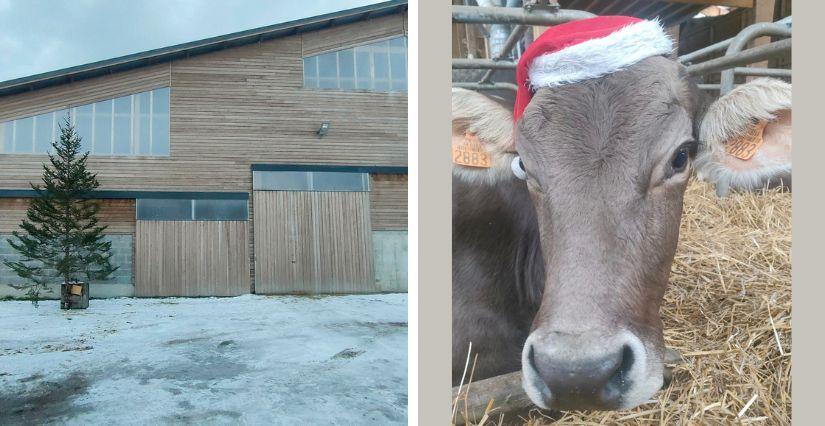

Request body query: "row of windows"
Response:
[253, 170, 370, 192]
[0, 87, 170, 156]
[136, 198, 248, 221]
[303, 36, 407, 92]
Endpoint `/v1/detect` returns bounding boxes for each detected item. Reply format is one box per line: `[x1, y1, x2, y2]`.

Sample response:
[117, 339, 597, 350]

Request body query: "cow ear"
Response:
[693, 78, 792, 197]
[452, 88, 515, 155]
[452, 88, 518, 183]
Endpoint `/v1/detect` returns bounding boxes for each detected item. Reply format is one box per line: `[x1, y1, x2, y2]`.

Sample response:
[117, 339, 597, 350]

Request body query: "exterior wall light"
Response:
[317, 121, 331, 137]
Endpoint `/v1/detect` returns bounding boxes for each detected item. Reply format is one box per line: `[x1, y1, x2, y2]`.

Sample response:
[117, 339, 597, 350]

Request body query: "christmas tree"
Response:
[4, 115, 117, 306]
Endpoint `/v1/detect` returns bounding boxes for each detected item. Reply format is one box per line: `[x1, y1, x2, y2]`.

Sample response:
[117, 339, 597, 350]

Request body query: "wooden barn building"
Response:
[0, 1, 408, 298]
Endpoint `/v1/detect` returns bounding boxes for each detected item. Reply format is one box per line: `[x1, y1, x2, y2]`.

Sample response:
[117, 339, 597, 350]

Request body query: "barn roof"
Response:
[0, 0, 407, 98]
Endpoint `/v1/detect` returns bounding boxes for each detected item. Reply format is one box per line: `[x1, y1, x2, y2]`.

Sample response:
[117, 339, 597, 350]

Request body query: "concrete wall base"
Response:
[0, 283, 134, 299]
[372, 230, 408, 292]
[1, 234, 134, 300]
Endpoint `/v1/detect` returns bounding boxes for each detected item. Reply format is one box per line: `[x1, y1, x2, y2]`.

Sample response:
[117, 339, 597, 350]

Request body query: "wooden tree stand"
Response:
[60, 281, 89, 309]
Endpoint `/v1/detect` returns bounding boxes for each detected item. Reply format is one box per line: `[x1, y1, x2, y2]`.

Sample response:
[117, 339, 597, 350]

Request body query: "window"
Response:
[93, 99, 113, 155]
[75, 104, 94, 154]
[136, 198, 248, 221]
[303, 36, 407, 92]
[253, 170, 370, 192]
[15, 117, 34, 153]
[0, 87, 170, 156]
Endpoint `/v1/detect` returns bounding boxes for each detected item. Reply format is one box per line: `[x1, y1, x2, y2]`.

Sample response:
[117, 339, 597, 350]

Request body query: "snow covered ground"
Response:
[0, 294, 407, 425]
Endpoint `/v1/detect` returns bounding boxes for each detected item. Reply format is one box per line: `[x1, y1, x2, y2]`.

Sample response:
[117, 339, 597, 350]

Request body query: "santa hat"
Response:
[514, 16, 674, 122]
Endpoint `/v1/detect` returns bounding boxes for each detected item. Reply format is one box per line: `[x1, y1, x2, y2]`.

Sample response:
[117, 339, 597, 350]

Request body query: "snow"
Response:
[0, 294, 407, 425]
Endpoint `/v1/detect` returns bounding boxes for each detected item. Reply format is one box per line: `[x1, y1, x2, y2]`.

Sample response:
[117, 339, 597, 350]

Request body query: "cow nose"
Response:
[522, 333, 640, 410]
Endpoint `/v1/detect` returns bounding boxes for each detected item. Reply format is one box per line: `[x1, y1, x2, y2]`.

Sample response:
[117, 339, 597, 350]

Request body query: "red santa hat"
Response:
[513, 16, 674, 122]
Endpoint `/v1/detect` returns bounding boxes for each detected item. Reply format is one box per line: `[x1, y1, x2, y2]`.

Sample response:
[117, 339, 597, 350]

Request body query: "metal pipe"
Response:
[452, 5, 595, 25]
[453, 59, 517, 69]
[698, 84, 720, 91]
[719, 22, 792, 94]
[733, 67, 791, 78]
[679, 16, 792, 64]
[686, 38, 791, 77]
[477, 0, 511, 58]
[478, 24, 528, 83]
[453, 82, 519, 91]
[679, 39, 731, 64]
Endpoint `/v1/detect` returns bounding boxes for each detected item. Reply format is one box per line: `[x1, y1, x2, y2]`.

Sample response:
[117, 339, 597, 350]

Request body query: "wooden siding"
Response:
[0, 13, 406, 193]
[135, 220, 249, 296]
[370, 174, 407, 230]
[301, 14, 406, 56]
[253, 191, 375, 294]
[0, 198, 135, 234]
[0, 64, 170, 122]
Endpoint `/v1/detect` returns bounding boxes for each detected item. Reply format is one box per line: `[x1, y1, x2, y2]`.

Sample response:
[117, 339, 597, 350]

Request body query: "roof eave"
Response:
[0, 0, 407, 97]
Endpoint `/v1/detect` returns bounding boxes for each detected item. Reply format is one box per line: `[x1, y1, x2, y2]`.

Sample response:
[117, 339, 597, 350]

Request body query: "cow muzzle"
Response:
[521, 329, 663, 411]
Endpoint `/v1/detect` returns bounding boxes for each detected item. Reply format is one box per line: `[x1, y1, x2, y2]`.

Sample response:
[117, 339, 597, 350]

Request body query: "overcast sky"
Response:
[0, 0, 383, 82]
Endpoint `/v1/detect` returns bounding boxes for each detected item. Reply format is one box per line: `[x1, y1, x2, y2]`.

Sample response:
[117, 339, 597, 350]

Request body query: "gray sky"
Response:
[0, 0, 383, 82]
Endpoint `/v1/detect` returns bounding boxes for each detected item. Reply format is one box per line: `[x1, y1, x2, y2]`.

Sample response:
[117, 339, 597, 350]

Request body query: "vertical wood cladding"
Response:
[253, 191, 375, 294]
[135, 220, 249, 296]
[370, 174, 407, 230]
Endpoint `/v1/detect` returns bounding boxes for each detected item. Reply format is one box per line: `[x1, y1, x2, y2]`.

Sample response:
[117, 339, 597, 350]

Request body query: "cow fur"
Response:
[694, 78, 792, 194]
[451, 88, 517, 186]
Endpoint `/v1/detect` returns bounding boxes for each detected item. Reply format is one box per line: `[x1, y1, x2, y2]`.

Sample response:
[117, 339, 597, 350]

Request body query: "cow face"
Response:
[515, 56, 703, 410]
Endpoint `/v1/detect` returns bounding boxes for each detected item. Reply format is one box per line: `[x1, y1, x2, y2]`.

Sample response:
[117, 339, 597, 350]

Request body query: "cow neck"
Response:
[453, 173, 545, 310]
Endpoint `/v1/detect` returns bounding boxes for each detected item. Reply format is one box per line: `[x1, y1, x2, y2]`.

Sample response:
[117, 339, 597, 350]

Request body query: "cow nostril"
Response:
[606, 345, 635, 395]
[527, 342, 537, 371]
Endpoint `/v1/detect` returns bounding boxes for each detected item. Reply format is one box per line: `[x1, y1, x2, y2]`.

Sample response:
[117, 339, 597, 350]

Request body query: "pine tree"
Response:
[4, 115, 117, 306]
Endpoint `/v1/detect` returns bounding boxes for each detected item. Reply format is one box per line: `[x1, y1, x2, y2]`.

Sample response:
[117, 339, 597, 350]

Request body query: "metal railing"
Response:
[452, 5, 791, 94]
[452, 4, 595, 90]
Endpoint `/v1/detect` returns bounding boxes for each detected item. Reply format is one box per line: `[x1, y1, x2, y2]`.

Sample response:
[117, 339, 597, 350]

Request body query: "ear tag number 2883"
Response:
[725, 121, 767, 161]
[452, 131, 492, 168]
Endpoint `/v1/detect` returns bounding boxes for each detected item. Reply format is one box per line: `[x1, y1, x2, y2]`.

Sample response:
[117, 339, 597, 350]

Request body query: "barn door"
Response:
[253, 170, 375, 294]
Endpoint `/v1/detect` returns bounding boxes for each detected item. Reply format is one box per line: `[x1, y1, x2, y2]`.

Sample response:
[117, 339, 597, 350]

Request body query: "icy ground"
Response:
[0, 294, 407, 425]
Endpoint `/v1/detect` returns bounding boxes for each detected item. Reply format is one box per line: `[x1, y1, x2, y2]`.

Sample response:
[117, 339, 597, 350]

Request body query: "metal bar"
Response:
[453, 58, 517, 69]
[719, 21, 792, 94]
[452, 5, 595, 25]
[478, 24, 529, 84]
[679, 16, 791, 64]
[732, 67, 791, 78]
[686, 38, 791, 77]
[453, 82, 519, 91]
[698, 84, 720, 90]
[679, 39, 733, 64]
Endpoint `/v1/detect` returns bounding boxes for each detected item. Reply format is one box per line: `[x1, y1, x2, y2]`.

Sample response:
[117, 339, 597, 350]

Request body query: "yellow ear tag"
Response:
[725, 121, 767, 161]
[452, 131, 492, 168]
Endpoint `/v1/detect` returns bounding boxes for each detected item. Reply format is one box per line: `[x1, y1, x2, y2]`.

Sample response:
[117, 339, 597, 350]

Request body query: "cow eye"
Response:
[511, 156, 528, 180]
[670, 141, 698, 174]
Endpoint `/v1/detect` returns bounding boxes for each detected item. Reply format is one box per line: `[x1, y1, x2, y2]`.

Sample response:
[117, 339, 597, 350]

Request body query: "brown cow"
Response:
[452, 55, 707, 410]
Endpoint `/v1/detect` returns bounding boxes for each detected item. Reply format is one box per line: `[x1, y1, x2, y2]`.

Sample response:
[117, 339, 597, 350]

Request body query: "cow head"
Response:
[512, 56, 704, 410]
[694, 78, 792, 197]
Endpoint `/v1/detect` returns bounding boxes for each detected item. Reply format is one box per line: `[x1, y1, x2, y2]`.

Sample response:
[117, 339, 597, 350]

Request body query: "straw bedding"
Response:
[464, 179, 792, 425]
